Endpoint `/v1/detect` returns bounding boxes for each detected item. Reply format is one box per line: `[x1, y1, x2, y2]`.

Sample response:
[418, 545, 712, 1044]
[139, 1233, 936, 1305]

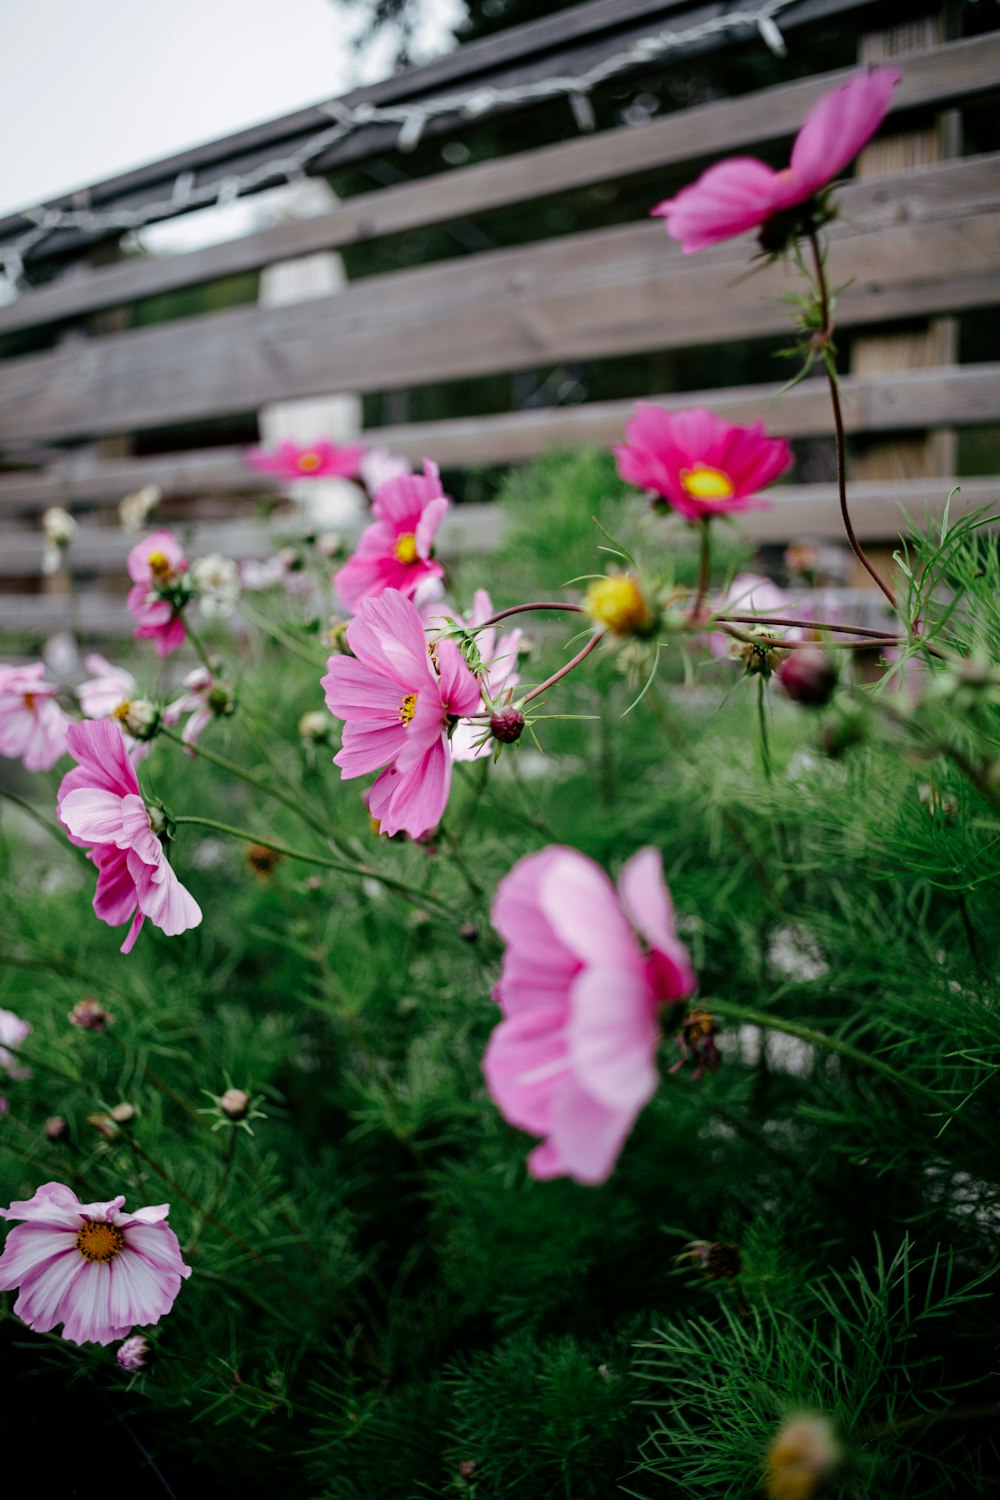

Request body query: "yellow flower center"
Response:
[75, 1219, 125, 1263]
[147, 549, 173, 582]
[584, 576, 652, 637]
[679, 465, 736, 501]
[399, 692, 417, 724]
[393, 532, 419, 565]
[296, 451, 323, 473]
[22, 692, 36, 712]
[113, 700, 132, 723]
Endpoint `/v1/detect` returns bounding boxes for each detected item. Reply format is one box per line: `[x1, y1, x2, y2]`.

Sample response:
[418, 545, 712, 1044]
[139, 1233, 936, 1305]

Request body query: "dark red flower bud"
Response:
[777, 647, 837, 707]
[489, 707, 525, 744]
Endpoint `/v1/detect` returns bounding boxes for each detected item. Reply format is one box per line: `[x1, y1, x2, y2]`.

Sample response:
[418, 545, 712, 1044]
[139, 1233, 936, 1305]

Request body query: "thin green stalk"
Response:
[0, 785, 87, 860]
[757, 675, 772, 782]
[238, 599, 329, 668]
[173, 814, 460, 916]
[180, 615, 216, 673]
[806, 227, 897, 610]
[691, 517, 711, 622]
[705, 998, 941, 1103]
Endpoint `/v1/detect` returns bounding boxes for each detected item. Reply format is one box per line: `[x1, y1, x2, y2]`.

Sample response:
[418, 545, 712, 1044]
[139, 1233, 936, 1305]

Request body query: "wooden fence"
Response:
[1, 0, 998, 639]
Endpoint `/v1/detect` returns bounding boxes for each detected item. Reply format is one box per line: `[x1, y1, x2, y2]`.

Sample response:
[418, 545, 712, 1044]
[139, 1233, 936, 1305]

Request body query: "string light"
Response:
[0, 0, 797, 303]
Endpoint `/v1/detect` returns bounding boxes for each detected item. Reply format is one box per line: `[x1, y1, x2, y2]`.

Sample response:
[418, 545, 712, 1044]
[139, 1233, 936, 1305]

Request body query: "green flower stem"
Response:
[0, 785, 88, 860]
[184, 1127, 238, 1256]
[180, 615, 216, 673]
[691, 517, 712, 622]
[172, 813, 460, 917]
[237, 599, 329, 667]
[704, 998, 941, 1103]
[806, 227, 897, 610]
[757, 676, 772, 782]
[477, 601, 585, 629]
[717, 614, 897, 640]
[524, 630, 605, 705]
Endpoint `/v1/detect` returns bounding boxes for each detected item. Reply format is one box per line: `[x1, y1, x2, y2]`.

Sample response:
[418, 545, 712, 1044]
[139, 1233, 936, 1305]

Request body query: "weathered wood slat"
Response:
[2, 480, 997, 636]
[0, 0, 890, 267]
[2, 30, 997, 336]
[1, 154, 997, 445]
[2, 363, 998, 516]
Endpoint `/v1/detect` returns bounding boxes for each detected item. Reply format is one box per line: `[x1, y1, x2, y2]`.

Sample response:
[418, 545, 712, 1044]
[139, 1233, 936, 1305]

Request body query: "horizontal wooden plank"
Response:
[3, 29, 998, 336]
[1, 154, 998, 446]
[2, 362, 997, 517]
[3, 478, 998, 637]
[0, 0, 886, 267]
[0, 503, 507, 577]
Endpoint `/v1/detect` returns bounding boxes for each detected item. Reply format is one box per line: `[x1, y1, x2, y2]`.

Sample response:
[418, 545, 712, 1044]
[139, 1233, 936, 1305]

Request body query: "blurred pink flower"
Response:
[78, 654, 136, 720]
[0, 662, 69, 771]
[654, 68, 900, 253]
[484, 846, 696, 1185]
[0, 1181, 191, 1346]
[0, 1008, 31, 1081]
[615, 405, 791, 521]
[334, 461, 449, 614]
[359, 447, 411, 493]
[163, 666, 215, 752]
[246, 440, 366, 480]
[449, 590, 522, 762]
[58, 720, 201, 954]
[126, 530, 188, 658]
[322, 588, 480, 839]
[708, 574, 799, 658]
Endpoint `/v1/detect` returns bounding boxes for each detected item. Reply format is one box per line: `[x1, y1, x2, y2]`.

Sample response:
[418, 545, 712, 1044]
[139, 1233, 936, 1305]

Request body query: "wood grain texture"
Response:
[3, 362, 998, 517]
[1, 154, 997, 444]
[2, 30, 997, 336]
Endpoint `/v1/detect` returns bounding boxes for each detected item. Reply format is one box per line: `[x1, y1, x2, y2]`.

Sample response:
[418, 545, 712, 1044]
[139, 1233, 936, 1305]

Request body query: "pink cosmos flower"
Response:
[0, 662, 69, 772]
[334, 461, 449, 615]
[0, 1181, 191, 1346]
[615, 405, 791, 521]
[654, 67, 901, 254]
[708, 573, 800, 659]
[57, 720, 202, 954]
[322, 588, 481, 839]
[447, 590, 523, 762]
[359, 447, 411, 493]
[163, 666, 216, 752]
[78, 654, 136, 720]
[246, 440, 366, 480]
[483, 846, 696, 1185]
[0, 1008, 31, 1081]
[126, 530, 188, 658]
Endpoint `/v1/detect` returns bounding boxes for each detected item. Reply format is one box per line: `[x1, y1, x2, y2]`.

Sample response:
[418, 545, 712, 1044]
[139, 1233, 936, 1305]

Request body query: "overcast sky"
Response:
[0, 0, 464, 217]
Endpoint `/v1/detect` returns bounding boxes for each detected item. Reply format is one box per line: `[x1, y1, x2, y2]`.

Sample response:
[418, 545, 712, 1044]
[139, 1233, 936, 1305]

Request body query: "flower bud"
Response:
[44, 1115, 69, 1142]
[763, 1414, 842, 1500]
[584, 575, 657, 638]
[299, 710, 331, 742]
[112, 697, 160, 740]
[777, 647, 837, 707]
[819, 703, 866, 759]
[489, 706, 525, 744]
[69, 997, 114, 1031]
[738, 628, 785, 678]
[459, 922, 479, 943]
[220, 1088, 250, 1121]
[116, 1334, 152, 1373]
[108, 1102, 136, 1128]
[324, 620, 353, 655]
[42, 506, 77, 548]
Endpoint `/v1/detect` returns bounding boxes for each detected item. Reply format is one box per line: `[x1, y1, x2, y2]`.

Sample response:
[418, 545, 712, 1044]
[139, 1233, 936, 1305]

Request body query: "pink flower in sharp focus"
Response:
[334, 461, 450, 615]
[322, 588, 481, 839]
[615, 405, 791, 521]
[484, 846, 696, 1185]
[246, 440, 366, 480]
[0, 1181, 191, 1346]
[126, 530, 188, 658]
[57, 720, 201, 954]
[0, 662, 69, 771]
[654, 67, 901, 253]
[449, 590, 522, 762]
[0, 1008, 31, 1081]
